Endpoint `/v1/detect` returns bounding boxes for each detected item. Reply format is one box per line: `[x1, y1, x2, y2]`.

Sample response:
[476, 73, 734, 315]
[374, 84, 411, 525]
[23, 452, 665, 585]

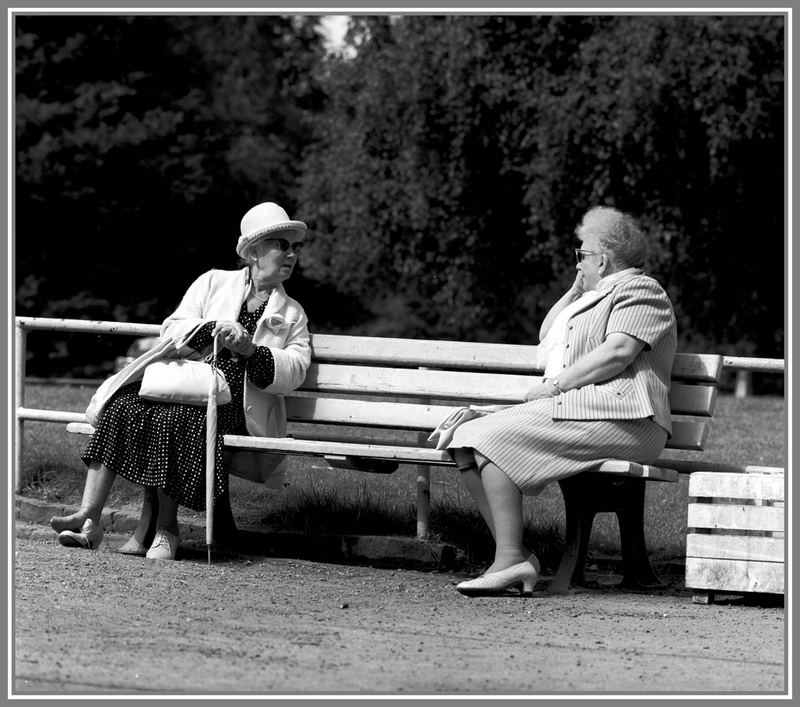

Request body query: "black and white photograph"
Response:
[9, 5, 789, 699]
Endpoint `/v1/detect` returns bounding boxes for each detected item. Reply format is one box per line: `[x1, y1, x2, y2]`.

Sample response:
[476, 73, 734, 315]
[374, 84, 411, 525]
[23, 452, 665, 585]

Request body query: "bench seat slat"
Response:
[64, 409, 709, 453]
[224, 434, 678, 480]
[287, 424, 707, 453]
[62, 424, 683, 481]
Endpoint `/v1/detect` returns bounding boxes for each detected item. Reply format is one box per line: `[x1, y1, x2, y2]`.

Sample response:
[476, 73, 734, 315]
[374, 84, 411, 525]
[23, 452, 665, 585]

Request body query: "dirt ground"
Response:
[12, 534, 786, 698]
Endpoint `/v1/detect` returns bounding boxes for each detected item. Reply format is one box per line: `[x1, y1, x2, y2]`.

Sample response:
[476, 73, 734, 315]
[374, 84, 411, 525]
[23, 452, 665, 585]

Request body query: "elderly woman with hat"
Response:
[49, 202, 312, 560]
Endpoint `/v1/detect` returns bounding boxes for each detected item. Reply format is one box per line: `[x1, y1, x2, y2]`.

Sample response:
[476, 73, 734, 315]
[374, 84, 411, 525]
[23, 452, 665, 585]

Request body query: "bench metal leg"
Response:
[549, 477, 595, 593]
[549, 474, 662, 593]
[615, 479, 663, 588]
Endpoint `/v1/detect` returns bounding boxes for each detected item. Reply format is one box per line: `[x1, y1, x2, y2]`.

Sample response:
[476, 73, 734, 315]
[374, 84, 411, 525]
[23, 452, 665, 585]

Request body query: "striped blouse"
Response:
[548, 272, 677, 435]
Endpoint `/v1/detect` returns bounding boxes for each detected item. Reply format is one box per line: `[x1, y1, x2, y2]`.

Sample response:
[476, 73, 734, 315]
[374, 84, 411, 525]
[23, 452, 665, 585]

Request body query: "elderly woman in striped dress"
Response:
[448, 206, 677, 597]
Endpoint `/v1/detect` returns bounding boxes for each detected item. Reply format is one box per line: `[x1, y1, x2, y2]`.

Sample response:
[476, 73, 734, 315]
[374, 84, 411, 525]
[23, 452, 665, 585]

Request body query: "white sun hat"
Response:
[236, 202, 308, 257]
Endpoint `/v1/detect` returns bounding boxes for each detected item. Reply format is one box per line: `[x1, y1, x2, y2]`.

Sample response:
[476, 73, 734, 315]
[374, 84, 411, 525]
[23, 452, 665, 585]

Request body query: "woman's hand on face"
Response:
[523, 381, 558, 402]
[212, 321, 255, 357]
[570, 271, 586, 296]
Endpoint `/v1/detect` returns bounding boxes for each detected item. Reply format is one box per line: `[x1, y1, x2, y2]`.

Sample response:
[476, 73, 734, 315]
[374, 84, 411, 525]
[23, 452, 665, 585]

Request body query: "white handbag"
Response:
[139, 336, 231, 406]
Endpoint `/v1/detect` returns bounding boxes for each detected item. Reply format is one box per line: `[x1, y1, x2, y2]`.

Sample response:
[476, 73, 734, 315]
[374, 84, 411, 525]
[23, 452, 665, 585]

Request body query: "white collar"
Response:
[595, 268, 643, 295]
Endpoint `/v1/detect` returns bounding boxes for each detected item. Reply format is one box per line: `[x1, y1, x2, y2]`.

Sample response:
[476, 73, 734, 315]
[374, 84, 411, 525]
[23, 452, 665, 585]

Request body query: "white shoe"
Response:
[145, 529, 179, 560]
[456, 557, 539, 597]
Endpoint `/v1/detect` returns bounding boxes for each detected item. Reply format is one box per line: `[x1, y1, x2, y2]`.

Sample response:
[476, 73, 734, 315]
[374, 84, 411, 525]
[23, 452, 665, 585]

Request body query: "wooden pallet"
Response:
[685, 471, 785, 604]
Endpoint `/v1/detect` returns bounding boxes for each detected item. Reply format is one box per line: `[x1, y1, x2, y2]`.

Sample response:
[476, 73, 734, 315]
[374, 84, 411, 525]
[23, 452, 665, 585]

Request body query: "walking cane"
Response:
[205, 334, 221, 566]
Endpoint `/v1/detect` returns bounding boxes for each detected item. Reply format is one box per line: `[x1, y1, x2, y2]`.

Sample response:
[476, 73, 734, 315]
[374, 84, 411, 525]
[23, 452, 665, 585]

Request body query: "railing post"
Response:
[415, 441, 431, 541]
[15, 322, 26, 494]
[415, 366, 433, 540]
[735, 370, 752, 398]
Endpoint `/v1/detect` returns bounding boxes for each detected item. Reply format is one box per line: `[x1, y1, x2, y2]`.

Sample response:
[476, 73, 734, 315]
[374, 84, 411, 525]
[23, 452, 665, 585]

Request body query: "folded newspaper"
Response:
[427, 404, 511, 450]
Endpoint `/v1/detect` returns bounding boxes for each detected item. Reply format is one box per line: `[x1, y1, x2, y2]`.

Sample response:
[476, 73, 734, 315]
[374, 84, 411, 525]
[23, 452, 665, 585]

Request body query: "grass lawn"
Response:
[17, 382, 785, 572]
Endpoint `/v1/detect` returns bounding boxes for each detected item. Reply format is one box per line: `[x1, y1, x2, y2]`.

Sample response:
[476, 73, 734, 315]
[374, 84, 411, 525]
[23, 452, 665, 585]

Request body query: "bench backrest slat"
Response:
[309, 334, 725, 383]
[285, 398, 710, 451]
[310, 334, 537, 372]
[298, 364, 718, 416]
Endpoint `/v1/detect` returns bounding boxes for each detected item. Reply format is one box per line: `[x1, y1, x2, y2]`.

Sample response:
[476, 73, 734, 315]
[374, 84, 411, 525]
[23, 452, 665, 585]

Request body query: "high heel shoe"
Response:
[456, 558, 539, 597]
[58, 518, 104, 550]
[145, 529, 179, 560]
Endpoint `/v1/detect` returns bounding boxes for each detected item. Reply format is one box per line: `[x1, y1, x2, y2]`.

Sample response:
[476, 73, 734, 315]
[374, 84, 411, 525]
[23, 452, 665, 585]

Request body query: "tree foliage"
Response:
[16, 14, 324, 374]
[15, 14, 784, 377]
[298, 15, 784, 354]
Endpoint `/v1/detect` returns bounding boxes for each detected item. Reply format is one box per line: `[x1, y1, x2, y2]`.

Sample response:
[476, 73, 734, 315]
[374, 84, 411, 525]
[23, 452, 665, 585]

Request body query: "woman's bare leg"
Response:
[453, 448, 496, 540]
[117, 486, 158, 555]
[49, 461, 116, 531]
[475, 455, 530, 574]
[154, 489, 179, 536]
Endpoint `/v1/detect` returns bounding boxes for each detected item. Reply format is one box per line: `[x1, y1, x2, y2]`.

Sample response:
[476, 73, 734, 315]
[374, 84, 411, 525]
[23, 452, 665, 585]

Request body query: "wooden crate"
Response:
[685, 471, 784, 604]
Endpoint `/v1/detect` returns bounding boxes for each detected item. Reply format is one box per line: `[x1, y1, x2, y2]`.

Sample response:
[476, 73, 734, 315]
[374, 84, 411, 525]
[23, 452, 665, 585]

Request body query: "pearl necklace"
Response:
[251, 282, 272, 302]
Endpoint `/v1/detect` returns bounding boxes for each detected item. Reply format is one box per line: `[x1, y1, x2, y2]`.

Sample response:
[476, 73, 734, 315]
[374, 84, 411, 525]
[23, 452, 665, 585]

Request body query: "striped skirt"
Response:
[445, 400, 667, 495]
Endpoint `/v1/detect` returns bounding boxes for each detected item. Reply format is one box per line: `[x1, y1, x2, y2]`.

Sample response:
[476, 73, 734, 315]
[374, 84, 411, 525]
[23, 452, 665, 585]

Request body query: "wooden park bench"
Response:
[50, 329, 733, 594]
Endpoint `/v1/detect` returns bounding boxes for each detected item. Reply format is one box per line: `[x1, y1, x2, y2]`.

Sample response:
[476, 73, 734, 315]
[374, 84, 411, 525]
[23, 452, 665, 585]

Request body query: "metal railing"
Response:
[14, 317, 160, 492]
[14, 316, 787, 494]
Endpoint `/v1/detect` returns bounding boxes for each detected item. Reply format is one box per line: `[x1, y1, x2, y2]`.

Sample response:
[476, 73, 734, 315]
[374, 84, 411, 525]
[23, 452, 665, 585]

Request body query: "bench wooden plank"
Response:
[309, 334, 725, 383]
[63, 422, 679, 481]
[309, 334, 540, 372]
[299, 363, 534, 402]
[670, 421, 709, 452]
[286, 397, 453, 429]
[285, 397, 710, 451]
[223, 435, 679, 481]
[64, 410, 707, 457]
[223, 434, 454, 465]
[300, 364, 718, 415]
[653, 458, 783, 475]
[68, 414, 707, 457]
[590, 460, 677, 481]
[671, 353, 724, 383]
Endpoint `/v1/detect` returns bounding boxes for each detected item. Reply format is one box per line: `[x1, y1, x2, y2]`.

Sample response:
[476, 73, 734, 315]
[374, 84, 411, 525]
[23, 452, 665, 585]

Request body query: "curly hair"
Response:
[582, 206, 647, 268]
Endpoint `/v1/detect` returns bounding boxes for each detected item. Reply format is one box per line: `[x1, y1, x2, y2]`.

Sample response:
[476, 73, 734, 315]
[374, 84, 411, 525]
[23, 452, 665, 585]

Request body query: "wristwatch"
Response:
[546, 377, 564, 394]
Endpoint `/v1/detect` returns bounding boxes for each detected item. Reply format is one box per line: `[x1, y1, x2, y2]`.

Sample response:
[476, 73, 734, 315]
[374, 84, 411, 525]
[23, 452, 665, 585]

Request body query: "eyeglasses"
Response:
[574, 248, 604, 263]
[263, 238, 305, 254]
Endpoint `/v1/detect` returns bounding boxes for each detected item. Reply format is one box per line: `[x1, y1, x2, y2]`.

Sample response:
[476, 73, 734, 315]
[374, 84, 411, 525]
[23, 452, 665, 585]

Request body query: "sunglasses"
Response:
[263, 238, 305, 254]
[574, 248, 604, 263]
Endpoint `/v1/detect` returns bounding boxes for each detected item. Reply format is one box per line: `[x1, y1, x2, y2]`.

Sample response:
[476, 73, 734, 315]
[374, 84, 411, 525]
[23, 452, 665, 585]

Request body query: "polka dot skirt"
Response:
[82, 301, 275, 511]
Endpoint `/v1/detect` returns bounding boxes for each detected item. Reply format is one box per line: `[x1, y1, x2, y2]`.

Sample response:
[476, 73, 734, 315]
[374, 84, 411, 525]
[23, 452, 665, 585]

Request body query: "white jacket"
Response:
[86, 267, 311, 485]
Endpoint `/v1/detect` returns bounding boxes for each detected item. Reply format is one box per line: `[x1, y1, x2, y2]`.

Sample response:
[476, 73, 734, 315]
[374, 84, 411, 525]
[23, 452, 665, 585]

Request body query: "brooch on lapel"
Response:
[264, 314, 295, 334]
